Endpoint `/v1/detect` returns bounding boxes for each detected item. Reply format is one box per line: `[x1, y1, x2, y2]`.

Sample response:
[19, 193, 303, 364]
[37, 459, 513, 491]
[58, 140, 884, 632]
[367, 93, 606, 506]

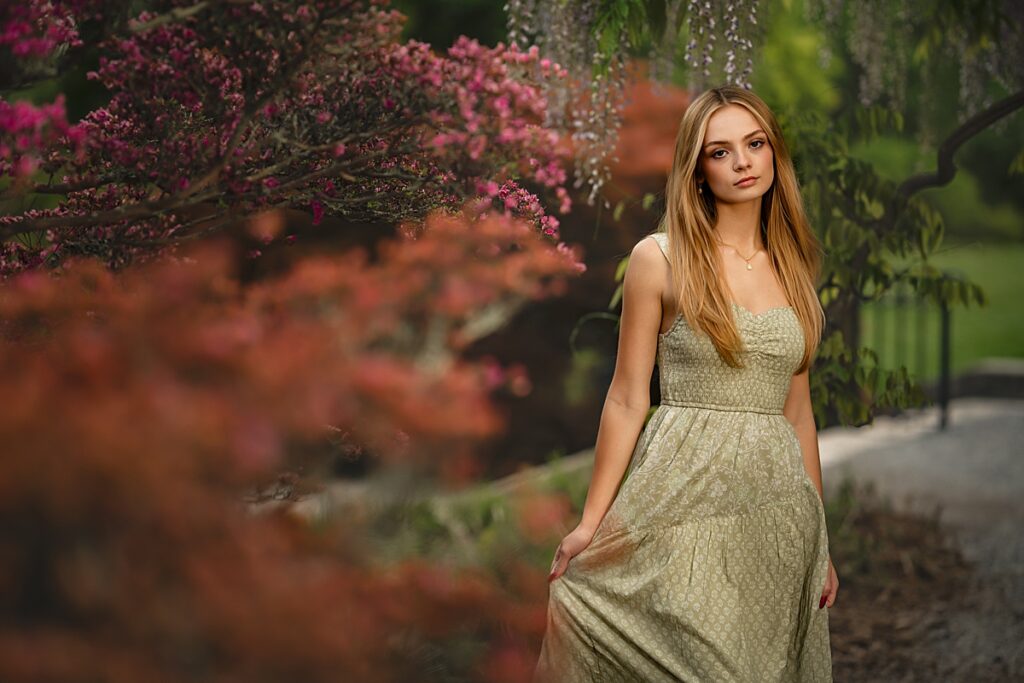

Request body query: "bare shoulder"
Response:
[625, 235, 670, 290]
[629, 234, 668, 270]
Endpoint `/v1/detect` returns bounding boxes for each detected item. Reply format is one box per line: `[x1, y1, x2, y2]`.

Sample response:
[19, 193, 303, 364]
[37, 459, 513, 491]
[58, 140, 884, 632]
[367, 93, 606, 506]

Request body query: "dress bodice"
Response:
[648, 232, 804, 415]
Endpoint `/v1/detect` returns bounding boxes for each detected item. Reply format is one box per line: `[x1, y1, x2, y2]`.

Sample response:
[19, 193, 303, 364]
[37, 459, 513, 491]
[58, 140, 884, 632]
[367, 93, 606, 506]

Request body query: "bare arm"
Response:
[783, 366, 840, 607]
[782, 368, 824, 502]
[577, 237, 666, 535]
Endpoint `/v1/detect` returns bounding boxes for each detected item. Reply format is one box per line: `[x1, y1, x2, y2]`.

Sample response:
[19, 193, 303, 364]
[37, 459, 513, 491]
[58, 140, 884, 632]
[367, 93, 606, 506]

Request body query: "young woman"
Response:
[533, 85, 839, 682]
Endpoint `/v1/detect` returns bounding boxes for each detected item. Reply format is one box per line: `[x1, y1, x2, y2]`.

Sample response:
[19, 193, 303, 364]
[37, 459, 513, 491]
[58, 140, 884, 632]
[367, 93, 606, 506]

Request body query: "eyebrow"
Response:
[703, 129, 765, 149]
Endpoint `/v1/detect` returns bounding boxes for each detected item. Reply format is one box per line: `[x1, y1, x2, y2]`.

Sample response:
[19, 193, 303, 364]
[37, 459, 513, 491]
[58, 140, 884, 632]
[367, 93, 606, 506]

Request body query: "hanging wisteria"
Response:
[505, 0, 627, 207]
[682, 0, 760, 90]
[505, 0, 1021, 206]
[805, 0, 1023, 128]
[504, 0, 765, 207]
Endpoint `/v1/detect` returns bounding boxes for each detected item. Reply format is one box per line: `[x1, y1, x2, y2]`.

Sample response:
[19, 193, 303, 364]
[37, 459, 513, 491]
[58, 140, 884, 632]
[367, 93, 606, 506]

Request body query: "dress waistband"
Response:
[659, 398, 783, 415]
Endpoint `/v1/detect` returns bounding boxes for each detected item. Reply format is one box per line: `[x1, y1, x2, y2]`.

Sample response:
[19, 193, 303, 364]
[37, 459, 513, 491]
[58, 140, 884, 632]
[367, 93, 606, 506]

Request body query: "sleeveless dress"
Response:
[533, 232, 833, 682]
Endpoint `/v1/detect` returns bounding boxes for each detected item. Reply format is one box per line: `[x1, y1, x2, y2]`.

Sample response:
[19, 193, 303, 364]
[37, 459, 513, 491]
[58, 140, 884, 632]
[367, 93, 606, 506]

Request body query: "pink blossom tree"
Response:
[1, 0, 576, 274]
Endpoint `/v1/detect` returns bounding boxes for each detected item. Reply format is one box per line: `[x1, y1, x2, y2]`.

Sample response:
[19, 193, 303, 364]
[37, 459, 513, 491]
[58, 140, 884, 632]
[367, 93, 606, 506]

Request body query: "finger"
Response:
[820, 577, 834, 608]
[549, 548, 562, 571]
[549, 555, 566, 581]
[556, 552, 574, 576]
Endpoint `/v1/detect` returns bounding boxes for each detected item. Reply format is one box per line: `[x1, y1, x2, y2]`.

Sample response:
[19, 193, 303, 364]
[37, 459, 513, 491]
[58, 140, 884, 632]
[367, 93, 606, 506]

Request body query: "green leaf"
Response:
[1009, 149, 1024, 176]
[608, 284, 623, 310]
[614, 254, 629, 283]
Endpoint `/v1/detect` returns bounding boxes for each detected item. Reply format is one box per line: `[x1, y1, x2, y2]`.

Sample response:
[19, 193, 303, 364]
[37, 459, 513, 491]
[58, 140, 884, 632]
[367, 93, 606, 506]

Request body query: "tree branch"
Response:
[176, 9, 339, 202]
[896, 89, 1024, 200]
[128, 2, 212, 33]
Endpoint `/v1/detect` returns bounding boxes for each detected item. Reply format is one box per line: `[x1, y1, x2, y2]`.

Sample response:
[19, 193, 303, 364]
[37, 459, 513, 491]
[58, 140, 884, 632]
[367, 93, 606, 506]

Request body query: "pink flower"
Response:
[13, 155, 37, 178]
[480, 357, 505, 389]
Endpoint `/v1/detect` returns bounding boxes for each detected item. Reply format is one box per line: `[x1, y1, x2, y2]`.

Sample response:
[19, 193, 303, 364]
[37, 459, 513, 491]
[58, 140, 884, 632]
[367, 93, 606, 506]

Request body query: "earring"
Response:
[698, 185, 703, 194]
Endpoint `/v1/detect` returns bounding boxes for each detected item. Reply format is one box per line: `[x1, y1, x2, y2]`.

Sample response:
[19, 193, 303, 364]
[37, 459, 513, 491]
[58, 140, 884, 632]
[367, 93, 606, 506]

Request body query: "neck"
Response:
[712, 197, 763, 252]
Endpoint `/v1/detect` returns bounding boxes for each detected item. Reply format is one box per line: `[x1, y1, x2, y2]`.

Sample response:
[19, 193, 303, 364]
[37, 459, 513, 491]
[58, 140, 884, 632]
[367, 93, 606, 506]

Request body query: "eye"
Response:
[711, 149, 726, 159]
[751, 139, 765, 149]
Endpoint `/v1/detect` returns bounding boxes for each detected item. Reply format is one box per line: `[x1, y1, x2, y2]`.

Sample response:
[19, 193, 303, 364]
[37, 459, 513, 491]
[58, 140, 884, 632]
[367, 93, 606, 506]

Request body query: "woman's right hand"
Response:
[548, 525, 597, 583]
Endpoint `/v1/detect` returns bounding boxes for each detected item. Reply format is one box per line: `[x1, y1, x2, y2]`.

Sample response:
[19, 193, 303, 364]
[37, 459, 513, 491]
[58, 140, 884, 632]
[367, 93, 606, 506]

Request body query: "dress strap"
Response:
[648, 232, 670, 263]
[648, 233, 680, 325]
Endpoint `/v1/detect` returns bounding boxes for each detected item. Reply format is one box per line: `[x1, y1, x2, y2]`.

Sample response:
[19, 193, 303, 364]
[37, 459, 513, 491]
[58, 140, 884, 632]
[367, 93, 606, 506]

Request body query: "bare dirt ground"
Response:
[820, 398, 1024, 682]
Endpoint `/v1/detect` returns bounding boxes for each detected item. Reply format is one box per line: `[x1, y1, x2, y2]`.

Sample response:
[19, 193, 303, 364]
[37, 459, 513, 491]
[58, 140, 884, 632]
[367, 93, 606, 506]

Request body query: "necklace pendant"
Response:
[746, 263, 753, 270]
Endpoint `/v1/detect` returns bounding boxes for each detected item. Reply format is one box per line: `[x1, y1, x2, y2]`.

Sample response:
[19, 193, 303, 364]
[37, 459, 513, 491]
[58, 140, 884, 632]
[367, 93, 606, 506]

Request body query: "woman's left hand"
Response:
[819, 555, 839, 609]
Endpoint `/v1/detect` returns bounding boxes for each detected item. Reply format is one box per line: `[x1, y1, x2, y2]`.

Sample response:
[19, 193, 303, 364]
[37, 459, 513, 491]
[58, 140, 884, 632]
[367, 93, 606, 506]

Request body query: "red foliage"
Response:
[0, 210, 579, 681]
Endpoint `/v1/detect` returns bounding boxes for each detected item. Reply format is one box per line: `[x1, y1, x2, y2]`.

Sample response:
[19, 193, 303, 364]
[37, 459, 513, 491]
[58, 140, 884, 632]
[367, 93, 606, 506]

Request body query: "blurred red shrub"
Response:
[0, 209, 581, 682]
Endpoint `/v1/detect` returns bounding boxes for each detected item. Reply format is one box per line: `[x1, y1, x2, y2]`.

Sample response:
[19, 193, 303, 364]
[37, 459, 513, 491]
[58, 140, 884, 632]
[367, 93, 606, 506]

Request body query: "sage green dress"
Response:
[533, 233, 833, 682]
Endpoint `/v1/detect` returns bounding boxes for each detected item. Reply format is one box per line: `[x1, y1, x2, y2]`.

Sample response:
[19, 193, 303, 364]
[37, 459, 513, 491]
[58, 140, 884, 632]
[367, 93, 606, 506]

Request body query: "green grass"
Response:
[859, 243, 1024, 381]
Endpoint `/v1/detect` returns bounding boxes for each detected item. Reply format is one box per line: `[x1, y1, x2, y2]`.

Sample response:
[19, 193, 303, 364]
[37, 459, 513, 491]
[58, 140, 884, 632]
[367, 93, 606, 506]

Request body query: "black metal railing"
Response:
[862, 277, 953, 430]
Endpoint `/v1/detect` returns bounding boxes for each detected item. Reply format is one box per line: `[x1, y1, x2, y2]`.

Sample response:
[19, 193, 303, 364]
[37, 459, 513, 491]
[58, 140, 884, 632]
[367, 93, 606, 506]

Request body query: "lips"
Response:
[734, 176, 757, 185]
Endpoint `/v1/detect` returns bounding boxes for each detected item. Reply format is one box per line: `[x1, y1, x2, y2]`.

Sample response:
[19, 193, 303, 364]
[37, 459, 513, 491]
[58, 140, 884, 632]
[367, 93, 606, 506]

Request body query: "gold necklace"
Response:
[715, 239, 762, 270]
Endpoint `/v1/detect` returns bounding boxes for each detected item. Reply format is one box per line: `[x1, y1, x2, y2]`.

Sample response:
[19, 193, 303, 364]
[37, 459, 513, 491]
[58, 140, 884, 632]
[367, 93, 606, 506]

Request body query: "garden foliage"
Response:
[0, 1, 585, 680]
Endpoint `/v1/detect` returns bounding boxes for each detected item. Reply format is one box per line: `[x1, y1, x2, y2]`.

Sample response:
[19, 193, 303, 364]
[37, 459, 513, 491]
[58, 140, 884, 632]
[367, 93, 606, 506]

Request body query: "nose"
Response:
[734, 151, 751, 171]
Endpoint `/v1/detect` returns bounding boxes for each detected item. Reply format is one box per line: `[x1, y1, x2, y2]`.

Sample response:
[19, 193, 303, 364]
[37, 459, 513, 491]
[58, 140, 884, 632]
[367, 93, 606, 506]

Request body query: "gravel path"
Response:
[819, 398, 1024, 680]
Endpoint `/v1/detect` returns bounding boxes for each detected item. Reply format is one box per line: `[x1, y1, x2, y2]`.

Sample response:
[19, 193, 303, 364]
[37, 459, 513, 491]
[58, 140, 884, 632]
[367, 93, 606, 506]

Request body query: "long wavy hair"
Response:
[653, 85, 824, 372]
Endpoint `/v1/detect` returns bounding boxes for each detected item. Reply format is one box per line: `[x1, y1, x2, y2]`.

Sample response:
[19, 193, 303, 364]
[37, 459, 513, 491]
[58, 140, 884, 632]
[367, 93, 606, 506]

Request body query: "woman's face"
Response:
[696, 104, 774, 204]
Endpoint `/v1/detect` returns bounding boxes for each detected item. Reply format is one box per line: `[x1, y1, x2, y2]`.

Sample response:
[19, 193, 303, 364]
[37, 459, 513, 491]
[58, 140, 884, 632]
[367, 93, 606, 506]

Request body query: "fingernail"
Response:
[819, 596, 826, 609]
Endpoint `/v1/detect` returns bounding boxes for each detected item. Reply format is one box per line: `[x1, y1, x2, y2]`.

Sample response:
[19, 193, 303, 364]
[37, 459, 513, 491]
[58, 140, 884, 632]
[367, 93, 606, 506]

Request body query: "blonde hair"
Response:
[654, 85, 824, 372]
